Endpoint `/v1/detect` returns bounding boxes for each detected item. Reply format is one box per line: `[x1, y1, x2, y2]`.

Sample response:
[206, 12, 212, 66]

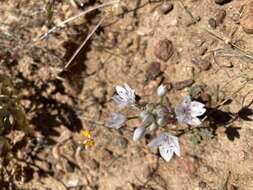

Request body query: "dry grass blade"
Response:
[204, 28, 253, 62]
[63, 17, 105, 70]
[34, 0, 118, 41]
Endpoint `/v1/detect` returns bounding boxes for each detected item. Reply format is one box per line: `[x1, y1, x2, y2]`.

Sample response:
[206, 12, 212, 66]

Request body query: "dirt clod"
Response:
[145, 62, 162, 83]
[198, 181, 207, 188]
[159, 2, 174, 15]
[191, 57, 211, 71]
[215, 9, 226, 25]
[173, 79, 195, 90]
[208, 18, 217, 29]
[154, 39, 174, 62]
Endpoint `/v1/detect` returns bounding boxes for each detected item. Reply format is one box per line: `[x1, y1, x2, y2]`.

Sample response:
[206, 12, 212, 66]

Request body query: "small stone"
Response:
[154, 39, 174, 62]
[159, 2, 173, 14]
[87, 158, 100, 170]
[191, 57, 211, 71]
[208, 18, 217, 29]
[144, 62, 161, 83]
[215, 9, 226, 25]
[230, 184, 239, 190]
[102, 149, 113, 161]
[241, 1, 253, 34]
[173, 79, 195, 90]
[215, 0, 232, 5]
[114, 136, 128, 148]
[200, 92, 212, 106]
[198, 181, 207, 188]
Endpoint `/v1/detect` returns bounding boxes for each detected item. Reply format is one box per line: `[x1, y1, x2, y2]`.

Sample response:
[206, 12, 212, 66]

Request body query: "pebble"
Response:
[191, 57, 211, 71]
[159, 2, 174, 14]
[215, 9, 226, 25]
[208, 18, 217, 29]
[154, 39, 174, 62]
[114, 136, 128, 148]
[87, 158, 100, 170]
[102, 149, 114, 162]
[240, 1, 253, 34]
[144, 62, 161, 83]
[173, 79, 195, 90]
[198, 181, 207, 188]
[215, 0, 232, 5]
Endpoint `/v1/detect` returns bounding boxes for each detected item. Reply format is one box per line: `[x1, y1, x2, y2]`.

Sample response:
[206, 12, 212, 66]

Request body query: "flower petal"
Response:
[159, 145, 174, 162]
[190, 101, 206, 117]
[124, 83, 135, 101]
[115, 85, 128, 101]
[133, 127, 146, 141]
[169, 135, 181, 156]
[106, 112, 126, 129]
[148, 133, 167, 148]
[185, 116, 202, 126]
[112, 95, 127, 108]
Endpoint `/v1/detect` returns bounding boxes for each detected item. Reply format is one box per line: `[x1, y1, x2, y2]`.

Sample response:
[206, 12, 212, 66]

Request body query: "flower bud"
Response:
[133, 127, 146, 141]
[157, 84, 167, 97]
[149, 123, 158, 131]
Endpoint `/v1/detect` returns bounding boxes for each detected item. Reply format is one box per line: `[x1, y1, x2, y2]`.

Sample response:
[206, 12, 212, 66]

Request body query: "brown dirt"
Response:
[1, 0, 253, 189]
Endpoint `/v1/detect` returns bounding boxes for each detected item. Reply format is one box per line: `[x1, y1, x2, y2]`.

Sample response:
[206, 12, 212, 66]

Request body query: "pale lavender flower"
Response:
[133, 127, 146, 141]
[175, 96, 206, 126]
[148, 133, 180, 162]
[157, 84, 167, 97]
[106, 112, 126, 129]
[112, 84, 135, 109]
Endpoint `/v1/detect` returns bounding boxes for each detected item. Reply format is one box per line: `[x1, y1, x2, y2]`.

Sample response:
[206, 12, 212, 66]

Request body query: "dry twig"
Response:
[34, 0, 118, 41]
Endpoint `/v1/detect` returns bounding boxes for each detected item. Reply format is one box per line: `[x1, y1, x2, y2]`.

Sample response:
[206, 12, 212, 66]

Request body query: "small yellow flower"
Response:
[82, 130, 92, 138]
[82, 130, 95, 149]
[84, 139, 95, 149]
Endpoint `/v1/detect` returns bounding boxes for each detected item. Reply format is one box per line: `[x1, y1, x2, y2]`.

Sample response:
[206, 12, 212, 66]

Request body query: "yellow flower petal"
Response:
[82, 130, 91, 138]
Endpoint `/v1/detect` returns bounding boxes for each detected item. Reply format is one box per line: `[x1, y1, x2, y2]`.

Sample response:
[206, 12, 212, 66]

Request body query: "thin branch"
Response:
[63, 17, 105, 70]
[34, 0, 118, 41]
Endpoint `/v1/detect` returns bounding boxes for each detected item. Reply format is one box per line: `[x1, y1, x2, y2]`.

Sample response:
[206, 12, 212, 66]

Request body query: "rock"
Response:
[159, 2, 173, 14]
[114, 136, 128, 148]
[215, 0, 232, 5]
[191, 57, 211, 71]
[144, 62, 161, 83]
[198, 181, 207, 188]
[87, 158, 100, 170]
[173, 79, 195, 90]
[208, 18, 217, 29]
[241, 1, 253, 34]
[102, 149, 114, 161]
[154, 39, 174, 62]
[215, 9, 226, 25]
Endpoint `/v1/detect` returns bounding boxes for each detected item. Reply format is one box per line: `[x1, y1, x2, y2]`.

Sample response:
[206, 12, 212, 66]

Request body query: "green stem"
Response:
[160, 96, 164, 105]
[127, 116, 139, 120]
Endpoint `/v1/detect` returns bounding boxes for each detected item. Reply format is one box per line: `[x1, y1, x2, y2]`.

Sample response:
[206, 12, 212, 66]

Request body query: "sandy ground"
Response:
[0, 0, 253, 189]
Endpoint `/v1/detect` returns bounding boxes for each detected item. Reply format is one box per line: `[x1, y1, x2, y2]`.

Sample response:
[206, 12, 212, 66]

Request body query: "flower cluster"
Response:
[106, 84, 206, 162]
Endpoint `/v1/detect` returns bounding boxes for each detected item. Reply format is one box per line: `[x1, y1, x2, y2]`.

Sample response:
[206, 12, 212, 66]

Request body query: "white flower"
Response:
[133, 127, 146, 141]
[112, 84, 136, 109]
[175, 96, 206, 126]
[157, 84, 167, 97]
[106, 112, 126, 129]
[148, 133, 180, 162]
